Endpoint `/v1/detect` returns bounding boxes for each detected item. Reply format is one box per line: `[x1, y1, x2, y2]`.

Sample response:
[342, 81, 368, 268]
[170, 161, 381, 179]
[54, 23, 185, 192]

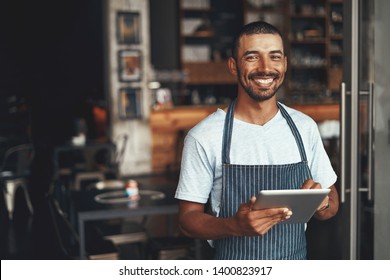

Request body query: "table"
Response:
[70, 183, 179, 259]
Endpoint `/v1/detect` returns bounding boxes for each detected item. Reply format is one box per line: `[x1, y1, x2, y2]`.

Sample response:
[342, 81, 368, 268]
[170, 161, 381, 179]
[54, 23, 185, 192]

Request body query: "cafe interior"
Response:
[1, 0, 389, 260]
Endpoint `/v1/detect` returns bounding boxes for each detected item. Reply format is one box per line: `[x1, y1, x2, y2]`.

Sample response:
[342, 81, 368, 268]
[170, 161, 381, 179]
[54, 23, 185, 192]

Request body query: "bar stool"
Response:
[0, 144, 34, 219]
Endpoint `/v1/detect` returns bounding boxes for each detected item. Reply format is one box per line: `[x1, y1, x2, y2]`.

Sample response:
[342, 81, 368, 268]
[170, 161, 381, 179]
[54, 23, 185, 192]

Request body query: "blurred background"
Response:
[0, 0, 389, 260]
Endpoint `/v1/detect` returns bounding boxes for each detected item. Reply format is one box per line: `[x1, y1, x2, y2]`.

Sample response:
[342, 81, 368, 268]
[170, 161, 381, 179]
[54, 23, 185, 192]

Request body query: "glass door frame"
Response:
[341, 0, 374, 260]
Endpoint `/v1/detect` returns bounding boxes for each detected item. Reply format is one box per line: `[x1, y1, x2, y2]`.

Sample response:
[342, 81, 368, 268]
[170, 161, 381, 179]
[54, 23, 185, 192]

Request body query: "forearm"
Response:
[179, 210, 239, 240]
[314, 185, 339, 220]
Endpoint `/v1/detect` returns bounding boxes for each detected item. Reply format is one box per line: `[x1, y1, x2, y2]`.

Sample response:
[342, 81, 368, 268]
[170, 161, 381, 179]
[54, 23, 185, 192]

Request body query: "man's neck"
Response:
[234, 95, 279, 126]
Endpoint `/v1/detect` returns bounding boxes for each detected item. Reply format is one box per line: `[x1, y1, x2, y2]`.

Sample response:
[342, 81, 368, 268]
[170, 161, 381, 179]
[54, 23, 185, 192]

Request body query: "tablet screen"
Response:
[252, 189, 330, 224]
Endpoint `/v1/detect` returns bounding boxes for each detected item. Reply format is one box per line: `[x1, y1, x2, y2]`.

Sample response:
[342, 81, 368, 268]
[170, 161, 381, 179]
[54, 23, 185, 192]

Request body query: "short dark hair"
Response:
[231, 21, 285, 59]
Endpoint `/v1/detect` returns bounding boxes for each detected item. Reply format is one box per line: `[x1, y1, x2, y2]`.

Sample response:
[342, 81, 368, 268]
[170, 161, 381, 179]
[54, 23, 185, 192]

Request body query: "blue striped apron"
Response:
[214, 99, 313, 260]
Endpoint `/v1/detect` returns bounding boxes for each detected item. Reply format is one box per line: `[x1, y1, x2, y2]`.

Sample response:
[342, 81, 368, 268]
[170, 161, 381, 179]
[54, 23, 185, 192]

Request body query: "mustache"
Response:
[248, 72, 280, 79]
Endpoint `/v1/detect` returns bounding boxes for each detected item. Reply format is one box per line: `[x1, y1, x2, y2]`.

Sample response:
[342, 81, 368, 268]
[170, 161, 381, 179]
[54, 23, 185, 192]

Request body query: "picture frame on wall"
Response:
[118, 50, 142, 82]
[116, 12, 141, 44]
[119, 87, 142, 119]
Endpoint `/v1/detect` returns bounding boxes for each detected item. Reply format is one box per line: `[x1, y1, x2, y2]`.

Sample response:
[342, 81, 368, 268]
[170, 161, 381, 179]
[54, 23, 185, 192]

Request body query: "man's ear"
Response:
[228, 57, 238, 76]
[284, 56, 287, 72]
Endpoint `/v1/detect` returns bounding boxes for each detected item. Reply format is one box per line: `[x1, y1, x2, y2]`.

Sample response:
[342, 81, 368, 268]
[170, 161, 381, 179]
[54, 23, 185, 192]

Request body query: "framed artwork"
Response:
[119, 87, 142, 119]
[118, 50, 142, 82]
[116, 12, 141, 44]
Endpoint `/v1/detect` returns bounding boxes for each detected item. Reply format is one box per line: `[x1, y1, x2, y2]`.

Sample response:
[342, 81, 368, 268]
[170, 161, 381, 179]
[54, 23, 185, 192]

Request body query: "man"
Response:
[175, 21, 339, 260]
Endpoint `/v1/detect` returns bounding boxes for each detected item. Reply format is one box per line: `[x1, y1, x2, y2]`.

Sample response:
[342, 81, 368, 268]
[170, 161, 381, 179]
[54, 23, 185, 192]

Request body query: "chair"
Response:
[103, 133, 128, 178]
[90, 134, 128, 179]
[0, 144, 34, 219]
[70, 133, 129, 190]
[72, 171, 105, 191]
[94, 219, 148, 259]
[114, 133, 128, 169]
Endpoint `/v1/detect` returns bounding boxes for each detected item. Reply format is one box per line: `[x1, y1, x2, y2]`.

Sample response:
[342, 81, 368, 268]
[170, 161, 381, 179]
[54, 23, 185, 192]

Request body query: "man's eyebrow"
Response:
[243, 50, 259, 56]
[243, 50, 284, 56]
[270, 50, 284, 56]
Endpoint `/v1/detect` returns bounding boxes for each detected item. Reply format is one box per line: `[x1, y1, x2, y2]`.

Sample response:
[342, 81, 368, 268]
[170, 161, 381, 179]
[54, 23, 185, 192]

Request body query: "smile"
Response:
[252, 77, 275, 87]
[248, 72, 280, 87]
[255, 78, 274, 84]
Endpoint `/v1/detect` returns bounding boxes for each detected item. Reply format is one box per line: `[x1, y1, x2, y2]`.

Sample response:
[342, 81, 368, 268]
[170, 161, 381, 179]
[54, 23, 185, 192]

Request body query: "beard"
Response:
[237, 67, 283, 102]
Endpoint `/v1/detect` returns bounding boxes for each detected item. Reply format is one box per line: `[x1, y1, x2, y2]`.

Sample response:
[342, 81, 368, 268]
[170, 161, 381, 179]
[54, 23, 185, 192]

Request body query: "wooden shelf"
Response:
[290, 39, 327, 44]
[183, 61, 236, 85]
[182, 8, 212, 13]
[150, 105, 219, 132]
[330, 35, 343, 40]
[290, 65, 328, 69]
[183, 32, 215, 39]
[291, 103, 339, 122]
[290, 14, 327, 19]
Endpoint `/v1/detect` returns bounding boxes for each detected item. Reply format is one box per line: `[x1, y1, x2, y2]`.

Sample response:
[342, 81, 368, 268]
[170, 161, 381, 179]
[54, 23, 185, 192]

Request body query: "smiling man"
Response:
[175, 21, 339, 260]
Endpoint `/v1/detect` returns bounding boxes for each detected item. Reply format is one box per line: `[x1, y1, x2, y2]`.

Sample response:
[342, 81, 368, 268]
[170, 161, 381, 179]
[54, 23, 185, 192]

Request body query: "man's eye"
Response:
[271, 55, 282, 60]
[246, 55, 258, 61]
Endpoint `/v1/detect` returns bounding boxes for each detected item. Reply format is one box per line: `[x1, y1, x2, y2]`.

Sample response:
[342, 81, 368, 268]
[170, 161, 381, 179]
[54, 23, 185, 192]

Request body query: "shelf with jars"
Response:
[285, 0, 343, 103]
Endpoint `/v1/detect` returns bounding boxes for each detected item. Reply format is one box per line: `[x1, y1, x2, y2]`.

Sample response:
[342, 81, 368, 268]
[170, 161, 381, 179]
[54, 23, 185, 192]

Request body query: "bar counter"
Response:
[150, 102, 339, 172]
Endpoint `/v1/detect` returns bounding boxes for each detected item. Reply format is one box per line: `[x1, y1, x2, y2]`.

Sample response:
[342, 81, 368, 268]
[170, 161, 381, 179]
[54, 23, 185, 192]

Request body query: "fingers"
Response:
[248, 196, 257, 210]
[258, 208, 292, 223]
[237, 197, 255, 213]
[301, 179, 322, 190]
[246, 196, 291, 221]
[236, 197, 293, 237]
[249, 208, 293, 236]
[301, 179, 328, 210]
[316, 195, 330, 211]
[248, 207, 292, 235]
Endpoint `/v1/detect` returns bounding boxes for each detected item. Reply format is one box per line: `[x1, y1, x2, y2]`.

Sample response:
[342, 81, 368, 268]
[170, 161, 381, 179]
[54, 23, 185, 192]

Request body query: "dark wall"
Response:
[0, 0, 105, 146]
[0, 0, 105, 199]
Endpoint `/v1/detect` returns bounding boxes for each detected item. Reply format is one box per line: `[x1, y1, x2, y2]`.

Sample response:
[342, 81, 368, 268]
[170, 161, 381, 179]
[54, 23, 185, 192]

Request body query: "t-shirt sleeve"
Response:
[308, 122, 338, 189]
[175, 134, 214, 203]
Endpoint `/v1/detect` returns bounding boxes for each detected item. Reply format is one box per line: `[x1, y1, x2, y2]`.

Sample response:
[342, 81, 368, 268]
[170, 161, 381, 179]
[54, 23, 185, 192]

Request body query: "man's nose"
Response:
[255, 57, 272, 72]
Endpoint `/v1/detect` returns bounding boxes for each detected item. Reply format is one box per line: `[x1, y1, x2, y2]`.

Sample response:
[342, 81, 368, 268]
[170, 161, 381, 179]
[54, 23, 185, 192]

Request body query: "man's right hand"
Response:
[233, 196, 292, 236]
[178, 199, 291, 240]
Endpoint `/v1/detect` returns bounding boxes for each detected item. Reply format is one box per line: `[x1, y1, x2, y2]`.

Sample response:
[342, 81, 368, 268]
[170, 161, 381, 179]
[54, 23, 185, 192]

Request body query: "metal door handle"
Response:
[356, 84, 374, 200]
[340, 82, 375, 203]
[367, 82, 374, 201]
[341, 82, 347, 203]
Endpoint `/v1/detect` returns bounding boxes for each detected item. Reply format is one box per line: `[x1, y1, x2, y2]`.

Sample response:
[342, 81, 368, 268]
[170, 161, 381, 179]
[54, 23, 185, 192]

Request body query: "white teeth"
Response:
[255, 78, 273, 84]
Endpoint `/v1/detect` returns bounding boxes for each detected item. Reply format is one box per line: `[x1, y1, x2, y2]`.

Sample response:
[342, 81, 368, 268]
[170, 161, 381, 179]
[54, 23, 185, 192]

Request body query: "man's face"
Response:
[231, 33, 287, 102]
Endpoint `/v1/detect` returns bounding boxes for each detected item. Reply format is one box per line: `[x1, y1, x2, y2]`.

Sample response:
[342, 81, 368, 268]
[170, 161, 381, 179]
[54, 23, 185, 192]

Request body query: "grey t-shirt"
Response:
[175, 103, 337, 218]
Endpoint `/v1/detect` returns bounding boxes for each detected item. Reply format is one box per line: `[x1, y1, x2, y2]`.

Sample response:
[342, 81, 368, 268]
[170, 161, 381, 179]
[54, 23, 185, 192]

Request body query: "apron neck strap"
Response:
[222, 99, 236, 164]
[222, 99, 308, 164]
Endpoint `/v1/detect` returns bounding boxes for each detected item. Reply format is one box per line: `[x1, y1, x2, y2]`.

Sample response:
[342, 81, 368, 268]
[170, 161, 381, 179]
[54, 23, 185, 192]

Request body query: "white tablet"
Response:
[252, 189, 331, 224]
